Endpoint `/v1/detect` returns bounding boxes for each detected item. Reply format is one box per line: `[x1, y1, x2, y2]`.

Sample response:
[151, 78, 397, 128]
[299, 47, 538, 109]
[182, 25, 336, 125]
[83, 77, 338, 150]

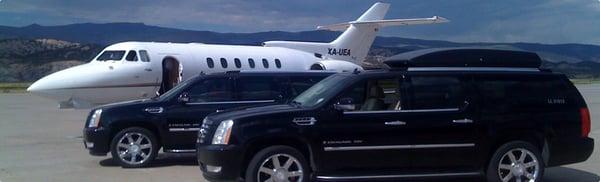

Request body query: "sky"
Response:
[0, 0, 599, 44]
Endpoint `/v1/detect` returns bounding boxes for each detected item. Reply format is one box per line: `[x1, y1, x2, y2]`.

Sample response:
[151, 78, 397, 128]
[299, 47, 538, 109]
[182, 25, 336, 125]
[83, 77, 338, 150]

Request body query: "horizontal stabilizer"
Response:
[317, 16, 449, 31]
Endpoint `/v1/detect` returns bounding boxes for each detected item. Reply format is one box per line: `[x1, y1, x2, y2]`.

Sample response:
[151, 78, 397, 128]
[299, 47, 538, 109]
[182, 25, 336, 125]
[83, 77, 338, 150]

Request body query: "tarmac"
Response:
[0, 85, 599, 181]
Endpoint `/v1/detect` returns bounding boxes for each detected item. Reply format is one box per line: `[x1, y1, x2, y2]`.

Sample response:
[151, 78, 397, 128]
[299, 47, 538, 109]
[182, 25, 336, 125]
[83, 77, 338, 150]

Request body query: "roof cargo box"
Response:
[384, 48, 542, 69]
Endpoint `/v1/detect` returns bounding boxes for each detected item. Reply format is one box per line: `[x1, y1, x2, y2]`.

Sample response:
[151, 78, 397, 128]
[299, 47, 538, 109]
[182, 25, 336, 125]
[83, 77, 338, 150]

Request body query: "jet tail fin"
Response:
[265, 2, 449, 65]
[321, 2, 449, 63]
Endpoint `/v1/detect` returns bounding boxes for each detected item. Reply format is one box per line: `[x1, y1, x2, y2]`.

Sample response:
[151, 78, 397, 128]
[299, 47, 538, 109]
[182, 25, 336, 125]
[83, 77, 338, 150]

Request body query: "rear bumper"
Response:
[197, 144, 245, 182]
[548, 137, 594, 167]
[83, 127, 111, 156]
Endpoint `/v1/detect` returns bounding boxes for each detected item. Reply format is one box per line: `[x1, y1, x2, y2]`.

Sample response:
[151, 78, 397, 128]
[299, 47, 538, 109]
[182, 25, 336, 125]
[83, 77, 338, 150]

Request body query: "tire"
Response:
[486, 141, 545, 182]
[110, 127, 159, 168]
[245, 146, 310, 182]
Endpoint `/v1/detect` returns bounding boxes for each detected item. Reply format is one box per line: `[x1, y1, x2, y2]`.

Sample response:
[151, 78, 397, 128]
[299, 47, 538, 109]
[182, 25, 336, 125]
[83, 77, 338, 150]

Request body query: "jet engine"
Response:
[309, 60, 363, 72]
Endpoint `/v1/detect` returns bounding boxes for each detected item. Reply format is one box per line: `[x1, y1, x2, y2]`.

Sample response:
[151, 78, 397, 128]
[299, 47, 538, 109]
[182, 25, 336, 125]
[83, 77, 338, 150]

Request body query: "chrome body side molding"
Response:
[168, 127, 200, 132]
[324, 143, 475, 151]
[408, 67, 540, 72]
[345, 108, 459, 115]
[163, 149, 196, 153]
[186, 100, 274, 105]
[316, 172, 480, 180]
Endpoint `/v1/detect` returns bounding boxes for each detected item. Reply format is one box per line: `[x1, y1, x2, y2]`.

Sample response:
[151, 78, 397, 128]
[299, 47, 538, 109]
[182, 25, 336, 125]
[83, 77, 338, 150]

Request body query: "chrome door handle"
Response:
[293, 117, 317, 126]
[216, 109, 224, 113]
[144, 68, 152, 71]
[385, 121, 406, 126]
[144, 107, 164, 114]
[453, 119, 473, 124]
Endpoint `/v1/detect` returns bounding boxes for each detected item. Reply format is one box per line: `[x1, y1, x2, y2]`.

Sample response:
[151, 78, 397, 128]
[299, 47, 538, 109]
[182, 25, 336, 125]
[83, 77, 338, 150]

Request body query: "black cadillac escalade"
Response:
[196, 48, 594, 182]
[83, 71, 333, 167]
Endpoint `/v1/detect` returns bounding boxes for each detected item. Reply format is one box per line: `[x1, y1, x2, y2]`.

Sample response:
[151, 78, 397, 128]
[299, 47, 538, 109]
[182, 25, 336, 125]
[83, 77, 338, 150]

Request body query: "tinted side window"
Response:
[237, 77, 281, 101]
[410, 76, 464, 110]
[125, 50, 137, 61]
[139, 50, 150, 62]
[338, 81, 366, 109]
[234, 58, 242, 68]
[262, 59, 269, 68]
[207, 58, 214, 68]
[187, 78, 233, 102]
[248, 58, 255, 68]
[220, 58, 228, 68]
[338, 78, 403, 111]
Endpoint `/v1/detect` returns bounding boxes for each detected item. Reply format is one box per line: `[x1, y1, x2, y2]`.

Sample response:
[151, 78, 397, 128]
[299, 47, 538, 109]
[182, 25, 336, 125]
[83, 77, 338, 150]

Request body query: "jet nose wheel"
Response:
[110, 127, 159, 168]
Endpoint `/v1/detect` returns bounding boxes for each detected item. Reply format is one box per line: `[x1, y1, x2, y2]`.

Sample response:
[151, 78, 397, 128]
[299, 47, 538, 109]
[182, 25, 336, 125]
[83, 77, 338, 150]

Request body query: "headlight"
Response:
[212, 120, 234, 145]
[88, 109, 102, 128]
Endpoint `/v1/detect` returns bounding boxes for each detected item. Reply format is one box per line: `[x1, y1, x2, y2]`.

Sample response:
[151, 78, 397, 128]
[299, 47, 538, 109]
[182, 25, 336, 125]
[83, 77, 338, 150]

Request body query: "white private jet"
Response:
[27, 2, 448, 109]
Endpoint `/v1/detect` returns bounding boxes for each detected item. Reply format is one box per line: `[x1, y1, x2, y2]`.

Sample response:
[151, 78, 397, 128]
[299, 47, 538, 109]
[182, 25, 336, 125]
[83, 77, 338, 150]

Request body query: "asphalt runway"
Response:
[0, 85, 599, 182]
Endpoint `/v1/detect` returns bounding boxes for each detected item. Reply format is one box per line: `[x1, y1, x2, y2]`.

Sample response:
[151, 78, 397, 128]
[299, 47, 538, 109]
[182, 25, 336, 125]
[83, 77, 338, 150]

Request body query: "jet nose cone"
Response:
[27, 63, 90, 100]
[27, 80, 43, 93]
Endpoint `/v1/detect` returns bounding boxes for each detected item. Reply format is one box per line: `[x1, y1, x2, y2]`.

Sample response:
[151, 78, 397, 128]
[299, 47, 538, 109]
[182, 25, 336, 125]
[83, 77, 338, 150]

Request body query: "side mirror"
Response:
[461, 100, 470, 110]
[334, 97, 356, 111]
[178, 92, 190, 103]
[275, 94, 284, 103]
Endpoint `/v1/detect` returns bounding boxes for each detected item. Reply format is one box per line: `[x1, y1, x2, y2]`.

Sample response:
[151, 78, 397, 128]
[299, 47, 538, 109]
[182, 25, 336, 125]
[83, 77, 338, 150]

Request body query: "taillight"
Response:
[580, 107, 591, 137]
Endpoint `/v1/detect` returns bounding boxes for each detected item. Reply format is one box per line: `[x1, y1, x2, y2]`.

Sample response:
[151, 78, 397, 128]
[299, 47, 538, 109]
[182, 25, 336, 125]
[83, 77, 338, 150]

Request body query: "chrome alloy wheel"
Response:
[116, 132, 152, 165]
[257, 154, 304, 182]
[498, 148, 540, 182]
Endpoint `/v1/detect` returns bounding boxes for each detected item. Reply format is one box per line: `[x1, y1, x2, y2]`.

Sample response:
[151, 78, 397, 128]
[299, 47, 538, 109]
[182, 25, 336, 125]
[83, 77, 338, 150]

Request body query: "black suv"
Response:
[196, 48, 594, 182]
[83, 71, 333, 167]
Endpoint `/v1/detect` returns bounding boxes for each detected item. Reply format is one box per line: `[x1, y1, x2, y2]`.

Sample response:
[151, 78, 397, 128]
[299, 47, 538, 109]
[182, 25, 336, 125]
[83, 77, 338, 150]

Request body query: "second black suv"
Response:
[83, 71, 333, 167]
[196, 48, 594, 182]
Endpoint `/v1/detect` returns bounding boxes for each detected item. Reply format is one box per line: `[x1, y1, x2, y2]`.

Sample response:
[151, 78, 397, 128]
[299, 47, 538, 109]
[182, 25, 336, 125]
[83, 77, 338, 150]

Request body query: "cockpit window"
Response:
[125, 50, 138, 61]
[96, 50, 126, 61]
[139, 50, 150, 62]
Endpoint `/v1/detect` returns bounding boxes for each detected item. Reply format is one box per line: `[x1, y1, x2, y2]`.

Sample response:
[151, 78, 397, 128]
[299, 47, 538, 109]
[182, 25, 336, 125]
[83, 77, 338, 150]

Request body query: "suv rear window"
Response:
[187, 78, 233, 102]
[237, 77, 282, 101]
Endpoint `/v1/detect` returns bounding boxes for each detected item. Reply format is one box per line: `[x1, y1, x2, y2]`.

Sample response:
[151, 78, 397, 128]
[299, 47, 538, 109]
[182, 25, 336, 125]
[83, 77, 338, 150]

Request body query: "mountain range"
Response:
[1, 23, 599, 82]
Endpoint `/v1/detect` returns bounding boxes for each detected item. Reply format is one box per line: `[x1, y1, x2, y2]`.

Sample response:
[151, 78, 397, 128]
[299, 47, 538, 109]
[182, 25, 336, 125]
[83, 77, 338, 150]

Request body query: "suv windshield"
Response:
[292, 75, 350, 107]
[96, 50, 126, 61]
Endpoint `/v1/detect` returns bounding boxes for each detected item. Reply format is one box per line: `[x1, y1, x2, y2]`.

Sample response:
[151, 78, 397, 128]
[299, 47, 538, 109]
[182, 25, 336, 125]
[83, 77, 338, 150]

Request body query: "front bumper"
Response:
[197, 144, 245, 182]
[83, 127, 111, 156]
[548, 137, 594, 167]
